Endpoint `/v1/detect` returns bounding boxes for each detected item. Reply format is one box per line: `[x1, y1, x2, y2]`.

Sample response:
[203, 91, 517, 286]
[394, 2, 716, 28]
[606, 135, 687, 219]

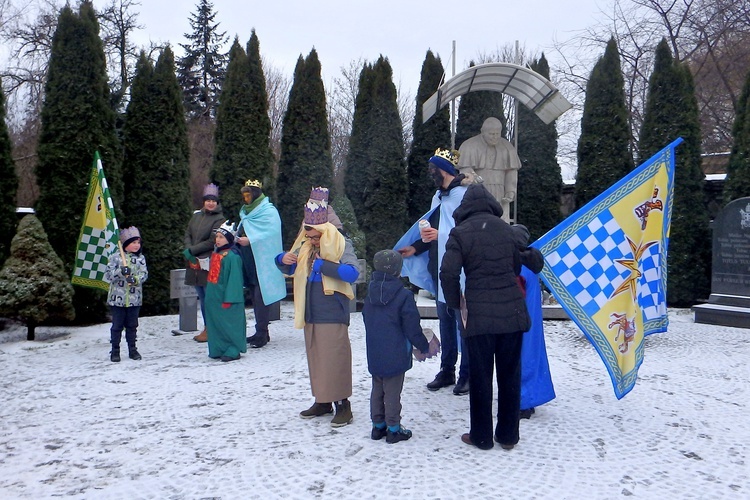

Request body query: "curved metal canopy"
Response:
[422, 62, 572, 125]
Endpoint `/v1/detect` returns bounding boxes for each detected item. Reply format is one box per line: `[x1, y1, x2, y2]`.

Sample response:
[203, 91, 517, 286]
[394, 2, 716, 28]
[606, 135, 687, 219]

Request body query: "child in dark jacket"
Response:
[363, 249, 434, 444]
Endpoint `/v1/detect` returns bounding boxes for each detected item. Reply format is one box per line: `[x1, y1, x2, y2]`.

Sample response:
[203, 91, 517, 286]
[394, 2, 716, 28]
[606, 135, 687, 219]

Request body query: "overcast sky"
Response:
[100, 0, 608, 94]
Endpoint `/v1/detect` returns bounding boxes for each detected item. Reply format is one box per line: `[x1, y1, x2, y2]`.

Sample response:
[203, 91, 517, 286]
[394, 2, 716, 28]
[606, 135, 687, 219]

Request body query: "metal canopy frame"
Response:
[422, 62, 572, 125]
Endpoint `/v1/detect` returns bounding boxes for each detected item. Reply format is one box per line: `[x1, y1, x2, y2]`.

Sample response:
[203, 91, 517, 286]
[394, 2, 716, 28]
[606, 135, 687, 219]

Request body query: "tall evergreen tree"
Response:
[210, 34, 275, 223]
[35, 2, 122, 323]
[575, 37, 633, 209]
[516, 54, 563, 241]
[176, 0, 228, 119]
[455, 62, 506, 149]
[345, 63, 376, 223]
[122, 47, 191, 315]
[0, 77, 18, 267]
[723, 66, 750, 203]
[276, 49, 333, 247]
[211, 39, 253, 223]
[246, 30, 275, 196]
[639, 39, 710, 306]
[345, 56, 407, 262]
[407, 50, 451, 221]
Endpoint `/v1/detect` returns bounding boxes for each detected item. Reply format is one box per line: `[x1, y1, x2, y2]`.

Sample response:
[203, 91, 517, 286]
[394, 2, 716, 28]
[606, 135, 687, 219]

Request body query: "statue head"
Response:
[480, 117, 503, 147]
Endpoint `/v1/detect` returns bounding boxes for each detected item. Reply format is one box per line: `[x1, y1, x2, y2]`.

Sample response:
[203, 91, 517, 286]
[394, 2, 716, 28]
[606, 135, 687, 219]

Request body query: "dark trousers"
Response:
[110, 306, 141, 349]
[370, 373, 406, 427]
[437, 301, 469, 380]
[467, 331, 523, 449]
[247, 283, 270, 335]
[195, 285, 206, 324]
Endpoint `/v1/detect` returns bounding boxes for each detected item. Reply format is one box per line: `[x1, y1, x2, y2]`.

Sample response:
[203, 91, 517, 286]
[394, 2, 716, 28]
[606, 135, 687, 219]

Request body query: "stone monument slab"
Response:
[693, 197, 750, 328]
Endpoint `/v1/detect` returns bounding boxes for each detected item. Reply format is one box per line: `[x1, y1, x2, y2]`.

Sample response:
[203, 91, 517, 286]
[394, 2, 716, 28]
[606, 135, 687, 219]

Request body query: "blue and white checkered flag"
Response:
[532, 138, 681, 399]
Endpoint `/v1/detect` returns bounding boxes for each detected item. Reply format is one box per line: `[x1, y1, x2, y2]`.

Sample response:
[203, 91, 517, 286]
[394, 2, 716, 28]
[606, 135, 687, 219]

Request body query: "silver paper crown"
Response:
[216, 220, 236, 238]
[203, 183, 219, 198]
[120, 226, 141, 243]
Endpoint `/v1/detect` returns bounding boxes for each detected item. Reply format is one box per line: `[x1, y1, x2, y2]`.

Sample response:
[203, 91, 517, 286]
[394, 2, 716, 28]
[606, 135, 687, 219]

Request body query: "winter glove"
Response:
[222, 302, 231, 309]
[182, 248, 198, 265]
[121, 266, 131, 275]
[126, 276, 136, 285]
[312, 258, 324, 273]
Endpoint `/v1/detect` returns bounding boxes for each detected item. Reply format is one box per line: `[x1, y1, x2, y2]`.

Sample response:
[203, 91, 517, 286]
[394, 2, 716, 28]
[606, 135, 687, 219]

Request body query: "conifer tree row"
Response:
[345, 63, 376, 223]
[575, 37, 633, 209]
[211, 31, 275, 222]
[211, 38, 254, 222]
[639, 39, 710, 306]
[407, 50, 451, 221]
[723, 66, 750, 203]
[345, 56, 408, 262]
[516, 54, 563, 242]
[246, 30, 276, 198]
[122, 47, 191, 315]
[35, 2, 122, 323]
[0, 78, 17, 268]
[276, 49, 334, 247]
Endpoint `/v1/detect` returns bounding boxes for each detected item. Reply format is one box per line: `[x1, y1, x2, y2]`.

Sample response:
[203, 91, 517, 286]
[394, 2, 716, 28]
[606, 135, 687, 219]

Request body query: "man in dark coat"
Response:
[440, 183, 543, 451]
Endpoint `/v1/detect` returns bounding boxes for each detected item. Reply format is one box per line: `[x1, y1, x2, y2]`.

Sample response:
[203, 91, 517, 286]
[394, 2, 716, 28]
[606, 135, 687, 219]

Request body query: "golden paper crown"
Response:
[433, 148, 460, 167]
[245, 179, 262, 188]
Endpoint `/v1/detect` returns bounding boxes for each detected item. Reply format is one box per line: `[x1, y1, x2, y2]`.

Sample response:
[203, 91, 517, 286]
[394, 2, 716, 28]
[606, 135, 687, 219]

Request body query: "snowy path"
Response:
[0, 304, 747, 499]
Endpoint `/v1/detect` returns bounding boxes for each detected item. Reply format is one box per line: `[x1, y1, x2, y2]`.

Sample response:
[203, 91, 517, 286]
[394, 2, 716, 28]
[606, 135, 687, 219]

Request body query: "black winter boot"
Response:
[426, 368, 455, 391]
[110, 348, 121, 362]
[247, 330, 270, 348]
[128, 345, 142, 361]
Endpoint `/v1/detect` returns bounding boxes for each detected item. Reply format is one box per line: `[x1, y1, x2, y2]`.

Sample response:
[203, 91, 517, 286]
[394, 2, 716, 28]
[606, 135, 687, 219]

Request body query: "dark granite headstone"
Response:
[694, 197, 750, 328]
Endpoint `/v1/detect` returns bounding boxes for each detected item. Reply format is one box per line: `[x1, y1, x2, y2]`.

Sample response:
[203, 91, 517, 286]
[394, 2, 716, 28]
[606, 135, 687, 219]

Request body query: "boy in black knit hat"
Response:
[362, 249, 438, 443]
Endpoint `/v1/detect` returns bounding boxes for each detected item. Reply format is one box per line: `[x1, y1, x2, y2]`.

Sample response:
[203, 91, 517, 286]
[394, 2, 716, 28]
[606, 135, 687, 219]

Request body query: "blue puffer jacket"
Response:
[362, 271, 429, 378]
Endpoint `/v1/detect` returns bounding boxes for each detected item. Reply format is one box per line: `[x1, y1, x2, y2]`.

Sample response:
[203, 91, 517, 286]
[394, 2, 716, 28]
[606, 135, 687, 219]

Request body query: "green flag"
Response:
[71, 152, 120, 291]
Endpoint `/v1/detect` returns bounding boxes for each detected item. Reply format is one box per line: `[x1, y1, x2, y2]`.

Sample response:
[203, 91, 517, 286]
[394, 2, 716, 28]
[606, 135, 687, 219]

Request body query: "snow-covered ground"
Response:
[0, 302, 747, 499]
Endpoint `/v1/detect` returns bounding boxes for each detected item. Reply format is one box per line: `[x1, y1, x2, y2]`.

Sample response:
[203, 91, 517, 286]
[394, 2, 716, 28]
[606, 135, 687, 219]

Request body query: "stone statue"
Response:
[458, 117, 521, 221]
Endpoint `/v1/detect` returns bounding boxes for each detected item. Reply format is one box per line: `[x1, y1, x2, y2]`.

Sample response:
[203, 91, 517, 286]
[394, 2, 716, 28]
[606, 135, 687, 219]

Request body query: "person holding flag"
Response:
[440, 184, 540, 451]
[104, 227, 148, 362]
[72, 152, 148, 362]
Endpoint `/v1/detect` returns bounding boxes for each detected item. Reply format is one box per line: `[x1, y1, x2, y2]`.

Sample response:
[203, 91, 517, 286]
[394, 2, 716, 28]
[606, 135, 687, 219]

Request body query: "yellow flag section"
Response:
[71, 152, 120, 291]
[532, 139, 680, 399]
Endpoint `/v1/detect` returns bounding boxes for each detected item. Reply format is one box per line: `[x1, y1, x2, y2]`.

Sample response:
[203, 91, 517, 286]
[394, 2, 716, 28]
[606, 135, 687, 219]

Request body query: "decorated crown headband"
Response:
[309, 186, 329, 202]
[120, 226, 141, 243]
[433, 148, 460, 167]
[203, 183, 219, 198]
[217, 220, 236, 236]
[245, 179, 262, 188]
